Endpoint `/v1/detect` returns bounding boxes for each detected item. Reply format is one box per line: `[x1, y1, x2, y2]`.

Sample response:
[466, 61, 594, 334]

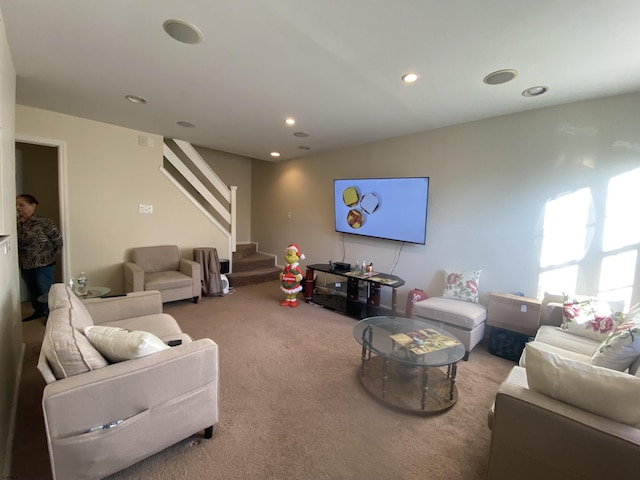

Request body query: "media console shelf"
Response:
[304, 263, 405, 319]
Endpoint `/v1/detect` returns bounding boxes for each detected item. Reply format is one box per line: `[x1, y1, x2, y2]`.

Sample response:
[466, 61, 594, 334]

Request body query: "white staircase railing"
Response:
[161, 139, 237, 254]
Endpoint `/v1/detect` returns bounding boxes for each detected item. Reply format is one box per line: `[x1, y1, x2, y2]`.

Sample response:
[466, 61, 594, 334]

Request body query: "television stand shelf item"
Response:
[304, 263, 405, 319]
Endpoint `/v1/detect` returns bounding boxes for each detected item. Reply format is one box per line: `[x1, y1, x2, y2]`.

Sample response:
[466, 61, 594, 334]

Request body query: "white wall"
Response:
[15, 106, 252, 293]
[0, 7, 21, 474]
[251, 92, 640, 312]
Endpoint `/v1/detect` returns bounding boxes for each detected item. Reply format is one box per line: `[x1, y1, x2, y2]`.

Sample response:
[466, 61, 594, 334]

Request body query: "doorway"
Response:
[15, 137, 68, 300]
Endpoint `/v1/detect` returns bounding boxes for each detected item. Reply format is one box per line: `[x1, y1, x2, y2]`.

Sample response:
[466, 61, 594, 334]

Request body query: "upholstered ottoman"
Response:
[412, 296, 487, 360]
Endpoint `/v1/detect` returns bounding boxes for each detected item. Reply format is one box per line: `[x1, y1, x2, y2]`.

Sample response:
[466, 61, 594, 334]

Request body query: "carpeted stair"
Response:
[227, 243, 281, 287]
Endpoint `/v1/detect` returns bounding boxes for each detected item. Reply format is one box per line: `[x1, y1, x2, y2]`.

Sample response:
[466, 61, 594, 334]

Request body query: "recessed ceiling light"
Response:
[483, 69, 518, 85]
[522, 86, 549, 97]
[270, 152, 281, 157]
[293, 131, 310, 137]
[125, 94, 148, 104]
[177, 121, 196, 128]
[163, 19, 203, 44]
[285, 118, 296, 126]
[401, 72, 419, 83]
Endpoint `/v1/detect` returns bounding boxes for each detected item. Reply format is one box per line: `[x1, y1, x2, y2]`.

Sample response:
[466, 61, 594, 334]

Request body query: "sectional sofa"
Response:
[485, 295, 640, 480]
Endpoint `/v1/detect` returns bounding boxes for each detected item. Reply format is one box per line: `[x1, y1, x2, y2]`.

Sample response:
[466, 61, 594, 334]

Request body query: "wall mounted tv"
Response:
[334, 177, 429, 245]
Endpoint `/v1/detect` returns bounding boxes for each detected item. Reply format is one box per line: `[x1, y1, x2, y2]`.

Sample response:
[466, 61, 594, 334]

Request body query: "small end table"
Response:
[37, 286, 112, 304]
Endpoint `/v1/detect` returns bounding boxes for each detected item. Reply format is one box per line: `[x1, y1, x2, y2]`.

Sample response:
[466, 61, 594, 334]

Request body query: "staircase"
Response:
[227, 243, 281, 287]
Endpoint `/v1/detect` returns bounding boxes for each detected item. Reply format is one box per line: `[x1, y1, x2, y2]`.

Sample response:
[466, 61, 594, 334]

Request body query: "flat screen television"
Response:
[334, 177, 429, 245]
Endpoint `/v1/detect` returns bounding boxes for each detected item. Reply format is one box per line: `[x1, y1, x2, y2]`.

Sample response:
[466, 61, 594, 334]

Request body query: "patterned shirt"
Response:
[17, 215, 63, 270]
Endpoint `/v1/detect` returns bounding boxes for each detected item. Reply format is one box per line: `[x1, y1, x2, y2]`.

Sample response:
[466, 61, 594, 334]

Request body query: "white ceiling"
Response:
[2, 1, 640, 162]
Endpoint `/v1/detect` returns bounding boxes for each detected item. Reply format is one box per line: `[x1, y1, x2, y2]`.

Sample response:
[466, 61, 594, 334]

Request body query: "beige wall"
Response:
[252, 92, 640, 311]
[0, 10, 21, 474]
[15, 106, 251, 293]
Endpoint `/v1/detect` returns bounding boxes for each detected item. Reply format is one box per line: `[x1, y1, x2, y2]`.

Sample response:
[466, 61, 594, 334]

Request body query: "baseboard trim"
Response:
[3, 342, 25, 477]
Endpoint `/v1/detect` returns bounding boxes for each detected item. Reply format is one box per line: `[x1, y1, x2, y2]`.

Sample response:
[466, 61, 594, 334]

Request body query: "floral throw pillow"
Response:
[591, 306, 640, 371]
[561, 295, 623, 341]
[442, 270, 481, 303]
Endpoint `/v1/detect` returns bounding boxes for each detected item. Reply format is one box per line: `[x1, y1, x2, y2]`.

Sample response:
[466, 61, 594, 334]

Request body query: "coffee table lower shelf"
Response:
[358, 356, 458, 415]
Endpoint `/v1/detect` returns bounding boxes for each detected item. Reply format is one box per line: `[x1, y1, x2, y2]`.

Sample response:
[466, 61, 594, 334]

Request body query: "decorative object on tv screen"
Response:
[334, 177, 429, 244]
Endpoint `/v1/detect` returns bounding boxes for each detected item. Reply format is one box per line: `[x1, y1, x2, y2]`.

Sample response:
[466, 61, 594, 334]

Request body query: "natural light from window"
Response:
[538, 167, 640, 311]
[539, 188, 592, 268]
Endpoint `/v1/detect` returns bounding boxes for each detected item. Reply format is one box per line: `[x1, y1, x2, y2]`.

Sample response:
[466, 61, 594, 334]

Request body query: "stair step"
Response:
[233, 243, 258, 261]
[227, 266, 281, 287]
[232, 253, 277, 273]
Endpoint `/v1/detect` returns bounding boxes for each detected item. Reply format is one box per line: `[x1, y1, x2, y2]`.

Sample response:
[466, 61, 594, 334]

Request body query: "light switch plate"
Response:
[138, 204, 153, 214]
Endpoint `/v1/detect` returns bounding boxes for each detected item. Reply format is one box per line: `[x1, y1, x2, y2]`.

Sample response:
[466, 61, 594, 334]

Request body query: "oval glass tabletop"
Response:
[353, 316, 466, 367]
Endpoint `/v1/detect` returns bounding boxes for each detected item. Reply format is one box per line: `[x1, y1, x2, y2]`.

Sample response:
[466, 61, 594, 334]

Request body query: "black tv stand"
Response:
[304, 263, 405, 319]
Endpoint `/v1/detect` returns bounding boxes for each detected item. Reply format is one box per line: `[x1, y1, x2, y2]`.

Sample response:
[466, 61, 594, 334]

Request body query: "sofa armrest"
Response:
[123, 261, 145, 293]
[487, 381, 640, 480]
[83, 290, 163, 324]
[42, 338, 218, 479]
[540, 302, 564, 327]
[42, 338, 218, 441]
[180, 258, 202, 298]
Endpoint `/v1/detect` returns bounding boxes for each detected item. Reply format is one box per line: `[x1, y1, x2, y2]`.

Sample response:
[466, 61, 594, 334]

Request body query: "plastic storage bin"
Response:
[489, 326, 533, 362]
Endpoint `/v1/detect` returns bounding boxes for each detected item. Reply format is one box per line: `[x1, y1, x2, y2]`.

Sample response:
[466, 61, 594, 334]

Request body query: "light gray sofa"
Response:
[486, 299, 640, 480]
[37, 284, 219, 480]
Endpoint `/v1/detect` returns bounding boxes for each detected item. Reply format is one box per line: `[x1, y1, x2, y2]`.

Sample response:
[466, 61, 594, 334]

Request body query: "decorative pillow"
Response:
[442, 270, 481, 303]
[591, 308, 640, 371]
[560, 294, 623, 341]
[41, 307, 108, 380]
[83, 326, 170, 363]
[525, 343, 640, 428]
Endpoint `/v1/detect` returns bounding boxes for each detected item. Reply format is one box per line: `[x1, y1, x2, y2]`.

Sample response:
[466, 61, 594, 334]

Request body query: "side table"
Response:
[38, 286, 111, 304]
[487, 292, 541, 336]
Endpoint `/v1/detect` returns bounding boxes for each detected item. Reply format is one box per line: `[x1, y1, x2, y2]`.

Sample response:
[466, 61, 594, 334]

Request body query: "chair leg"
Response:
[204, 425, 214, 439]
[193, 297, 199, 304]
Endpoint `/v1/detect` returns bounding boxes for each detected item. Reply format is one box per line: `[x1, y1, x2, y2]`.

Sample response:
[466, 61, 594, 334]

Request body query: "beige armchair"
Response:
[124, 245, 201, 304]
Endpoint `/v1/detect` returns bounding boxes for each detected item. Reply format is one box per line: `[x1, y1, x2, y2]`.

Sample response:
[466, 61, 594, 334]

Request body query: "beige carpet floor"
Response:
[12, 281, 515, 480]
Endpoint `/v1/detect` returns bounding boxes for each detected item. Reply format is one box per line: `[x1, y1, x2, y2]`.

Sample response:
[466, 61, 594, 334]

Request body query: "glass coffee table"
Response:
[353, 316, 466, 414]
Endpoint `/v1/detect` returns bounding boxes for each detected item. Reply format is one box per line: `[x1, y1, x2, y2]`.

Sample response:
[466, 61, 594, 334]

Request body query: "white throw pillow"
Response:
[83, 326, 170, 363]
[591, 313, 640, 371]
[560, 294, 623, 341]
[442, 270, 481, 303]
[525, 343, 640, 428]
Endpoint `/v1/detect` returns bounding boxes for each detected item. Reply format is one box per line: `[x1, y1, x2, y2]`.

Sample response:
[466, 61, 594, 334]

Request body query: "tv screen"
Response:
[334, 177, 429, 244]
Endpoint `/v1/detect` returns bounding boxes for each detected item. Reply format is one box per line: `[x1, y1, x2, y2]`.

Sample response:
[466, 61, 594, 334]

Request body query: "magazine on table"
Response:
[390, 328, 461, 355]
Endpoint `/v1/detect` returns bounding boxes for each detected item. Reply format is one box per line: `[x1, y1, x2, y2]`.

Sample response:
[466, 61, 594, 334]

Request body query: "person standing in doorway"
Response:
[16, 194, 63, 322]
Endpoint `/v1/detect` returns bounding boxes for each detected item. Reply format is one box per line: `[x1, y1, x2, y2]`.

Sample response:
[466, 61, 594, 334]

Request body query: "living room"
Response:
[1, 2, 640, 479]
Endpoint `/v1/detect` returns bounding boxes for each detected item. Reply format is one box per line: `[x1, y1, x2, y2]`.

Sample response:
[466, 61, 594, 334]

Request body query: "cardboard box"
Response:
[487, 292, 541, 336]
